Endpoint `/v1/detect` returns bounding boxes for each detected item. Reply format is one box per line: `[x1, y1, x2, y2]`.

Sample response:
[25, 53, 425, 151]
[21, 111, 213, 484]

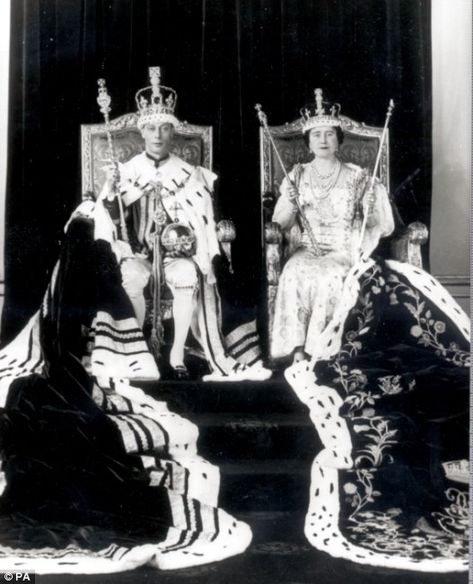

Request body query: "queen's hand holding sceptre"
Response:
[255, 103, 321, 258]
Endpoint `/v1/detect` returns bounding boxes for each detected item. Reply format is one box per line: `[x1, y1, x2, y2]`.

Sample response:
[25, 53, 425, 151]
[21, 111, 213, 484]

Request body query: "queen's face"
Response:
[141, 122, 175, 158]
[308, 126, 339, 159]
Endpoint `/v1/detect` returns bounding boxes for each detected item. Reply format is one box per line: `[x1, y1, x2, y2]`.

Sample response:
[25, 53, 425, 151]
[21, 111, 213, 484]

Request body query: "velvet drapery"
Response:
[3, 0, 431, 343]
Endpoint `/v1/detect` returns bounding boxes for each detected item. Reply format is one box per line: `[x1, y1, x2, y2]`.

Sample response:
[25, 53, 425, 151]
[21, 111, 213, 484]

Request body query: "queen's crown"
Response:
[301, 88, 342, 133]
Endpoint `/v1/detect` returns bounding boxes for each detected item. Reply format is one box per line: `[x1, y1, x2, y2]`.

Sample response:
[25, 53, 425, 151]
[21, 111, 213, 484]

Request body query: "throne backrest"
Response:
[260, 115, 390, 202]
[81, 112, 213, 196]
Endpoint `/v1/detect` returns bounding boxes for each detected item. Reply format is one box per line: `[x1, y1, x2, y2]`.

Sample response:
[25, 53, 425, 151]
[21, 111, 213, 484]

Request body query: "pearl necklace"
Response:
[309, 159, 342, 200]
[312, 159, 339, 180]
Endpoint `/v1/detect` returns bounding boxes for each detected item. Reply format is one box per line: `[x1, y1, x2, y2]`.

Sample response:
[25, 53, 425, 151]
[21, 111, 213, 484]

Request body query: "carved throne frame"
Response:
[260, 114, 429, 357]
[81, 113, 235, 322]
[81, 112, 213, 194]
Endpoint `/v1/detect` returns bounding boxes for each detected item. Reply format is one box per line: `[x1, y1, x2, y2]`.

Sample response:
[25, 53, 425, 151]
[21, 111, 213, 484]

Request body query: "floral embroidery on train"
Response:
[386, 273, 470, 367]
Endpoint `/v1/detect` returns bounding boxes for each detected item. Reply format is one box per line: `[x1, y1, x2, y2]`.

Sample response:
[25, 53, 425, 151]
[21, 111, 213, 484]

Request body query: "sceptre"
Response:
[149, 204, 168, 359]
[357, 99, 395, 257]
[97, 79, 129, 242]
[255, 104, 321, 257]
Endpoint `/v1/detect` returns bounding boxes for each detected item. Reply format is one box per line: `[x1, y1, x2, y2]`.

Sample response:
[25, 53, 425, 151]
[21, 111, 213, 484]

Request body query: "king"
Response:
[95, 67, 269, 381]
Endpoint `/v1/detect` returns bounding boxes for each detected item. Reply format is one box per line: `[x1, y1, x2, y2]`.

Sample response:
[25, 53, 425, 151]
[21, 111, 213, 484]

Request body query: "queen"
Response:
[271, 89, 395, 363]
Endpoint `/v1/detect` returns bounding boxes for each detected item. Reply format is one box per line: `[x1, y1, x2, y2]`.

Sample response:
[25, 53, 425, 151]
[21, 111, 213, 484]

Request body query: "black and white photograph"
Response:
[0, 1, 470, 582]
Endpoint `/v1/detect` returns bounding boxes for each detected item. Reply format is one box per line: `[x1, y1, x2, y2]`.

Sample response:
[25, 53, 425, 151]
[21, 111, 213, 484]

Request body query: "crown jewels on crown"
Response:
[300, 88, 342, 133]
[135, 66, 180, 129]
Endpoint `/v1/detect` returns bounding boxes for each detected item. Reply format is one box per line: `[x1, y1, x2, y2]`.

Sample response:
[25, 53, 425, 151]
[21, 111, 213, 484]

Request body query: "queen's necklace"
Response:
[308, 159, 342, 200]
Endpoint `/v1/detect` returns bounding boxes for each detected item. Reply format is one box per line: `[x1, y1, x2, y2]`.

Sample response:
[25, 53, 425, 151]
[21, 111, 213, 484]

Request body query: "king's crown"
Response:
[300, 88, 342, 133]
[135, 67, 179, 129]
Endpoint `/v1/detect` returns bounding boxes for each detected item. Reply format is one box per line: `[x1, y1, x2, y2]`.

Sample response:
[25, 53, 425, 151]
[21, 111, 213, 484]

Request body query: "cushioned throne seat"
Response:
[259, 115, 429, 355]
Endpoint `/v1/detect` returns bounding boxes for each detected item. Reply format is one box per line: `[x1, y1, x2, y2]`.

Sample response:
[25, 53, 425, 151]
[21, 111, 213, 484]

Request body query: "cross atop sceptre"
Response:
[255, 103, 268, 126]
[314, 88, 324, 114]
[97, 79, 111, 119]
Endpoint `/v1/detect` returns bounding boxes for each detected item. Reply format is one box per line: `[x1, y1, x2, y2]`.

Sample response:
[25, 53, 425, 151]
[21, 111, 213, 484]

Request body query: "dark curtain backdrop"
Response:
[2, 0, 431, 343]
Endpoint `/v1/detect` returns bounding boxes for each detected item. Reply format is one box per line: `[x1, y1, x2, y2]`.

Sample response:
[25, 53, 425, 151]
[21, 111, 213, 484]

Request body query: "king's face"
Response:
[142, 122, 175, 159]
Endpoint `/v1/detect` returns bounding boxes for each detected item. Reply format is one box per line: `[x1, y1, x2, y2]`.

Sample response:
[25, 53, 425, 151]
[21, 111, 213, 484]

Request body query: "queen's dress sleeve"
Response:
[359, 179, 395, 257]
[272, 174, 298, 230]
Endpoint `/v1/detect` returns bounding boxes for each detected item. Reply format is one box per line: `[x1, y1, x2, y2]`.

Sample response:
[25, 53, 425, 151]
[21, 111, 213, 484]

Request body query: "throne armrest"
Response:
[390, 221, 429, 268]
[264, 221, 283, 343]
[265, 221, 283, 285]
[216, 219, 236, 243]
[216, 219, 236, 273]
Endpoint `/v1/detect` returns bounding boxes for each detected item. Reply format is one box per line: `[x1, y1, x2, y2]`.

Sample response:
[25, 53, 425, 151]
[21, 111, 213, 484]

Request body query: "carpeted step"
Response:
[138, 379, 320, 464]
[190, 412, 321, 461]
[137, 377, 301, 416]
[137, 378, 319, 512]
[218, 459, 312, 513]
[139, 379, 320, 461]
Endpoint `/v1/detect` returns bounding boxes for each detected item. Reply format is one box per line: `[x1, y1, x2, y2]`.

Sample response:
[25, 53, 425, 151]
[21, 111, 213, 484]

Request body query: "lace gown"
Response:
[271, 161, 394, 359]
